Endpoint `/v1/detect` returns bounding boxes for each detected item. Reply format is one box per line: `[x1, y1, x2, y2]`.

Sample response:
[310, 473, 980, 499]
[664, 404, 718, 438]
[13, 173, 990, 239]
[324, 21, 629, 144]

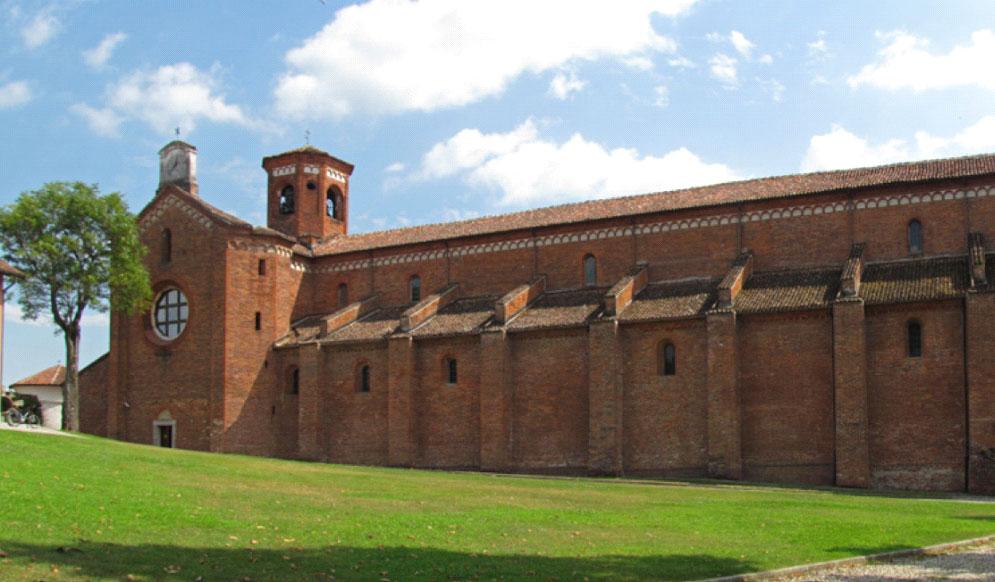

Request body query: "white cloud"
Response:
[765, 79, 785, 102]
[69, 103, 123, 137]
[668, 56, 695, 68]
[274, 0, 697, 118]
[82, 32, 128, 69]
[801, 118, 995, 172]
[709, 53, 738, 85]
[0, 80, 32, 109]
[384, 162, 406, 173]
[729, 30, 754, 58]
[848, 29, 995, 91]
[758, 53, 773, 65]
[808, 36, 828, 58]
[653, 85, 670, 108]
[414, 119, 739, 207]
[548, 70, 587, 100]
[74, 62, 255, 136]
[21, 9, 60, 49]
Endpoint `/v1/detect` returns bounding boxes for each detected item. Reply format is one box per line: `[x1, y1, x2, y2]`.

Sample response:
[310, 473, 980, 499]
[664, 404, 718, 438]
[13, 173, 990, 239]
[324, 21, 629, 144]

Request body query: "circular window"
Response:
[152, 288, 189, 341]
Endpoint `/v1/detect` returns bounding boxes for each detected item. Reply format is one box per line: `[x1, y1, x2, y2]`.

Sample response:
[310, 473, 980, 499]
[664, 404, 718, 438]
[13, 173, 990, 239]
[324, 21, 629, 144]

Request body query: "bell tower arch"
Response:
[261, 146, 354, 244]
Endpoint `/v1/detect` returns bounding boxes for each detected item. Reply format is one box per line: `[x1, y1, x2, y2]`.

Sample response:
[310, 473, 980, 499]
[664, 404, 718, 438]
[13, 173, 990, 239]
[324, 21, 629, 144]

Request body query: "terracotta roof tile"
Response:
[312, 153, 995, 256]
[324, 305, 406, 343]
[0, 259, 25, 277]
[12, 365, 65, 387]
[506, 288, 605, 331]
[735, 268, 840, 314]
[411, 296, 496, 338]
[861, 257, 969, 305]
[618, 279, 717, 322]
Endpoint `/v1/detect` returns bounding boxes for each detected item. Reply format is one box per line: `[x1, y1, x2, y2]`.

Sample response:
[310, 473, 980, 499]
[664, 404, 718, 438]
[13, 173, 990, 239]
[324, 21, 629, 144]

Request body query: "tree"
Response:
[0, 182, 150, 431]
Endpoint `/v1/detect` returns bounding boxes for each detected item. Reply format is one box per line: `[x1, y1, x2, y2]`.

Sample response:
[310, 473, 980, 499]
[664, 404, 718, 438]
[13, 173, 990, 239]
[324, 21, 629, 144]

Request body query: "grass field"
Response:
[0, 430, 992, 581]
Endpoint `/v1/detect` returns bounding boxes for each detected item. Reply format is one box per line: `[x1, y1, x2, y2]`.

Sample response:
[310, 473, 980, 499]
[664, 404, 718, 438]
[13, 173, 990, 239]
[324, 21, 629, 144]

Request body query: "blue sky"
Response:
[1, 0, 994, 386]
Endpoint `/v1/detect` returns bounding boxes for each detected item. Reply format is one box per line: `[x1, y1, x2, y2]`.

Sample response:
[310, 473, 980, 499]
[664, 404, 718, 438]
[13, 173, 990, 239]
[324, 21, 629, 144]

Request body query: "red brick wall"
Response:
[510, 330, 590, 471]
[413, 336, 481, 468]
[739, 311, 835, 485]
[322, 343, 389, 465]
[78, 355, 109, 436]
[742, 196, 851, 271]
[866, 301, 966, 491]
[620, 320, 708, 475]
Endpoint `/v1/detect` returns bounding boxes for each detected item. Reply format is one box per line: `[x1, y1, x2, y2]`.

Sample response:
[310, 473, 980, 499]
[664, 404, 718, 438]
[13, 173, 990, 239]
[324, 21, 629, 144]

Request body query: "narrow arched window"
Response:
[446, 358, 458, 385]
[327, 187, 342, 219]
[583, 254, 597, 287]
[279, 185, 295, 215]
[337, 283, 348, 308]
[358, 365, 371, 393]
[659, 342, 676, 376]
[409, 275, 421, 303]
[908, 219, 923, 255]
[289, 368, 300, 395]
[908, 320, 923, 358]
[161, 229, 172, 264]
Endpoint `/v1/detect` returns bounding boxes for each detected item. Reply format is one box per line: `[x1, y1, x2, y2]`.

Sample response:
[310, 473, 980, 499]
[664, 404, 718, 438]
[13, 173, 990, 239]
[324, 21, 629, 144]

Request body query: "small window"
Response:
[409, 275, 421, 303]
[161, 229, 172, 264]
[358, 365, 371, 393]
[659, 342, 676, 376]
[583, 254, 597, 287]
[279, 185, 295, 215]
[908, 320, 923, 358]
[337, 283, 348, 308]
[254, 311, 261, 331]
[258, 258, 266, 276]
[908, 219, 923, 255]
[290, 368, 300, 395]
[446, 358, 458, 385]
[306, 180, 317, 191]
[327, 187, 342, 219]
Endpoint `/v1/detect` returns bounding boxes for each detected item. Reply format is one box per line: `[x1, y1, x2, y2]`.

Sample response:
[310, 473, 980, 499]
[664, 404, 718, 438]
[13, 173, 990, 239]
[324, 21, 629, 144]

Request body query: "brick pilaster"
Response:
[966, 290, 995, 493]
[832, 298, 871, 487]
[587, 319, 624, 475]
[387, 334, 415, 466]
[479, 328, 513, 471]
[297, 343, 322, 460]
[706, 309, 741, 479]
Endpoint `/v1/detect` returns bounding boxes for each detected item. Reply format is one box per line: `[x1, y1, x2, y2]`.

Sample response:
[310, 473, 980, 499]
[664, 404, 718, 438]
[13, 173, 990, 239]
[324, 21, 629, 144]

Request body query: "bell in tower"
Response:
[261, 145, 354, 244]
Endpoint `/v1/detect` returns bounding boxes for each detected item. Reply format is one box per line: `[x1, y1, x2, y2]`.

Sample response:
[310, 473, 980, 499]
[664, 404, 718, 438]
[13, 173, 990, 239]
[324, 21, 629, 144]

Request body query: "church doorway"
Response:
[153, 419, 176, 448]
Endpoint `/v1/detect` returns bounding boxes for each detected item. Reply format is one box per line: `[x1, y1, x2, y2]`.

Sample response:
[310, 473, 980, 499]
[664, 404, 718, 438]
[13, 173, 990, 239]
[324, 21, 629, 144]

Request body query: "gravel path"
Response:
[768, 540, 995, 581]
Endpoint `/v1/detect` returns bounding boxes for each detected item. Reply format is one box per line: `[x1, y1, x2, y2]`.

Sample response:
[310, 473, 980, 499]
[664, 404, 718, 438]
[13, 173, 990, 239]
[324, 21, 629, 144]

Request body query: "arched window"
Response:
[583, 254, 597, 287]
[446, 358, 458, 385]
[658, 342, 676, 376]
[908, 219, 923, 255]
[327, 187, 342, 220]
[161, 229, 172, 264]
[358, 364, 371, 393]
[409, 275, 421, 303]
[337, 283, 349, 308]
[289, 368, 300, 395]
[908, 320, 923, 358]
[279, 185, 295, 215]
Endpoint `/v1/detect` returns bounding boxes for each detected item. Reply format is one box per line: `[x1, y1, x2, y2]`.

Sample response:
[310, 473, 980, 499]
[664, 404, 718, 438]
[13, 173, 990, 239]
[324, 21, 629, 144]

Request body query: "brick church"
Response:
[79, 139, 995, 494]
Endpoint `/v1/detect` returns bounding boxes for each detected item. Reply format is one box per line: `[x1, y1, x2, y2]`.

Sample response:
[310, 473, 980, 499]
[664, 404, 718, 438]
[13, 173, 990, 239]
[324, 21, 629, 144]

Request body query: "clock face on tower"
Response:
[163, 149, 189, 182]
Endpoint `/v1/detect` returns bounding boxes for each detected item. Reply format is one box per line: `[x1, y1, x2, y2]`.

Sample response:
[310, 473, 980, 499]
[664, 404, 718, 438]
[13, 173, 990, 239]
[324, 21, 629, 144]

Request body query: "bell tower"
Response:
[261, 146, 354, 244]
[159, 140, 198, 195]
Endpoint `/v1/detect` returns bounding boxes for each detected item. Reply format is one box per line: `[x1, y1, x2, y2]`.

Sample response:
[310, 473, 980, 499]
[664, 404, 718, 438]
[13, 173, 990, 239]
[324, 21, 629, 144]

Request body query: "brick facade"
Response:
[78, 143, 995, 493]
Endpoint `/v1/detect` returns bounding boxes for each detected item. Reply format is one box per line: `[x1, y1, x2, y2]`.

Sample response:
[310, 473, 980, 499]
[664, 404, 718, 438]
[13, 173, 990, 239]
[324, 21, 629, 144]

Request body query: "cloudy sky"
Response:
[1, 0, 994, 385]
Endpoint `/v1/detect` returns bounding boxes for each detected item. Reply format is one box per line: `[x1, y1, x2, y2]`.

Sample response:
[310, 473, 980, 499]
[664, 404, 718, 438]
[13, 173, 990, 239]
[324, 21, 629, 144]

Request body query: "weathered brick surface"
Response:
[866, 301, 966, 491]
[82, 145, 995, 493]
[739, 312, 835, 485]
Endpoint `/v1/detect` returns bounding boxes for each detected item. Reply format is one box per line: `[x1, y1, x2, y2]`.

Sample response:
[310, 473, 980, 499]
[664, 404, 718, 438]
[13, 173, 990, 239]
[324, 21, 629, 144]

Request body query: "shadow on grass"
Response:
[0, 540, 755, 581]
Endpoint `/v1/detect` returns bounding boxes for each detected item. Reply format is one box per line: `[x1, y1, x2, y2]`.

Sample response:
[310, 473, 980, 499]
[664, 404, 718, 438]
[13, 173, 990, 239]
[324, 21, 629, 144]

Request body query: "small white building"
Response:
[10, 365, 65, 430]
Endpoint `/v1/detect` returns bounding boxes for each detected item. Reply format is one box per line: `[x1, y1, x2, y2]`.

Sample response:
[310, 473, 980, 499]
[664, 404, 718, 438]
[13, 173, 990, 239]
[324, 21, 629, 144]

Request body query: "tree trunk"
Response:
[62, 326, 80, 432]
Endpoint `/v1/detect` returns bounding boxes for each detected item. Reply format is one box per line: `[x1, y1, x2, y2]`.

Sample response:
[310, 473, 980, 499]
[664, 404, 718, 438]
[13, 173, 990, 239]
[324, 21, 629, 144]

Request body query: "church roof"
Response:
[0, 259, 25, 277]
[735, 268, 841, 314]
[619, 279, 717, 322]
[311, 152, 995, 257]
[12, 365, 65, 387]
[861, 256, 970, 305]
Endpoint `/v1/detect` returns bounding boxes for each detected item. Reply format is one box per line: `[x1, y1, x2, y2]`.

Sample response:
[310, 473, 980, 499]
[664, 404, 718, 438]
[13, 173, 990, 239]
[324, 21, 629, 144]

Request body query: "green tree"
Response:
[0, 182, 150, 431]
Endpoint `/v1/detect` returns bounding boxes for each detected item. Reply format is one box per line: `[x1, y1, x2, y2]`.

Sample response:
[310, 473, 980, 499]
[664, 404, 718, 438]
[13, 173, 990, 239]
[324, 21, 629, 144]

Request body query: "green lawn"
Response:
[0, 431, 992, 581]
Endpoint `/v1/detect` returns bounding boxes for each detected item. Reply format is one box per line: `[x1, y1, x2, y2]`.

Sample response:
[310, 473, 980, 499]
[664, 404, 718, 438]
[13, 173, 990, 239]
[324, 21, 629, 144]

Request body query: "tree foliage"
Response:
[0, 182, 151, 430]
